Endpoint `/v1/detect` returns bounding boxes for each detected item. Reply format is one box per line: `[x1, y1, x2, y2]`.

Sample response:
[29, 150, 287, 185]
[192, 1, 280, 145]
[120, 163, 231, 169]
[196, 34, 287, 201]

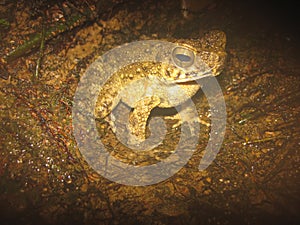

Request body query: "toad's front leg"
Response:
[128, 96, 161, 143]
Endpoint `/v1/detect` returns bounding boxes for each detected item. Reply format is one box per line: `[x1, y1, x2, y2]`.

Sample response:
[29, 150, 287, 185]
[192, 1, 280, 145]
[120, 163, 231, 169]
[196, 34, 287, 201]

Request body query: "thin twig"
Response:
[34, 25, 46, 79]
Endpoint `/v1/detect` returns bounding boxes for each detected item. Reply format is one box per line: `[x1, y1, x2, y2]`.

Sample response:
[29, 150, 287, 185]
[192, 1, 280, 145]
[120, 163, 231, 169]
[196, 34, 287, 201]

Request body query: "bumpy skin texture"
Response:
[95, 30, 227, 142]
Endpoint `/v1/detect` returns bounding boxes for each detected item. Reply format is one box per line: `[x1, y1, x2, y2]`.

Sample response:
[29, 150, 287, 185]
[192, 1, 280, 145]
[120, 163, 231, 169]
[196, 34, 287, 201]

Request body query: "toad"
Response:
[95, 30, 227, 144]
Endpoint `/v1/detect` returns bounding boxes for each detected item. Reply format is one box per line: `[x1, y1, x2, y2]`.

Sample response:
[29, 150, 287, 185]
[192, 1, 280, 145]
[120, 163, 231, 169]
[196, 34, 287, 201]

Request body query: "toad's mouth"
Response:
[167, 69, 213, 84]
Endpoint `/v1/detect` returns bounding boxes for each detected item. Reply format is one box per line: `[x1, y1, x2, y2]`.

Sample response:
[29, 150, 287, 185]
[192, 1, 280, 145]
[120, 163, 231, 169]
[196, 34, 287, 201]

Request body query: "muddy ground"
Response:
[0, 0, 299, 225]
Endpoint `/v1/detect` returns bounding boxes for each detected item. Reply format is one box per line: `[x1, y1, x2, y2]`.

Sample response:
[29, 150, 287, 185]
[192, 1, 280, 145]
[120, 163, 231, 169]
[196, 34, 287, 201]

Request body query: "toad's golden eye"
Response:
[172, 46, 195, 68]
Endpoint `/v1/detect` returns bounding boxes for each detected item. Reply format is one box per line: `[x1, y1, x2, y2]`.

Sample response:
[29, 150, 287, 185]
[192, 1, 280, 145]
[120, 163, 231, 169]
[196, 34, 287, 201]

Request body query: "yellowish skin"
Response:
[95, 30, 227, 143]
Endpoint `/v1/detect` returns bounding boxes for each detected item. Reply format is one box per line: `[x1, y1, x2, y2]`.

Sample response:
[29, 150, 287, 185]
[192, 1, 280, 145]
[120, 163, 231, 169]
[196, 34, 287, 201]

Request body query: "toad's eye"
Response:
[172, 46, 195, 68]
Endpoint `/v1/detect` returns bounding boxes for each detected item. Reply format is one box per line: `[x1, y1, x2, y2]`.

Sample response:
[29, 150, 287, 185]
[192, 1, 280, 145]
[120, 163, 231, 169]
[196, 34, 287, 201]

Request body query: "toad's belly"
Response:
[118, 78, 201, 108]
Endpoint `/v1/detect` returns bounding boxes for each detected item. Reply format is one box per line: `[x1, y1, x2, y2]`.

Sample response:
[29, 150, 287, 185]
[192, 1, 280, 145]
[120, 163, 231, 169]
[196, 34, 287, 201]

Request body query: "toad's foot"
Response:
[127, 96, 161, 144]
[166, 102, 210, 136]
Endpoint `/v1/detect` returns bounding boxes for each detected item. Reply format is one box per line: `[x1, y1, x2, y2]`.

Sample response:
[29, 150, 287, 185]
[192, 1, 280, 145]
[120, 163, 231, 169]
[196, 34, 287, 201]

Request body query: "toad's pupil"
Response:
[175, 54, 191, 62]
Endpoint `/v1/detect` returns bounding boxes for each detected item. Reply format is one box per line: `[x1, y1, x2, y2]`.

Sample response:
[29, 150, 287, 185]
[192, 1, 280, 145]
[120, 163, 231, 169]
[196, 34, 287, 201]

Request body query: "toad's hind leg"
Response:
[128, 96, 161, 141]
